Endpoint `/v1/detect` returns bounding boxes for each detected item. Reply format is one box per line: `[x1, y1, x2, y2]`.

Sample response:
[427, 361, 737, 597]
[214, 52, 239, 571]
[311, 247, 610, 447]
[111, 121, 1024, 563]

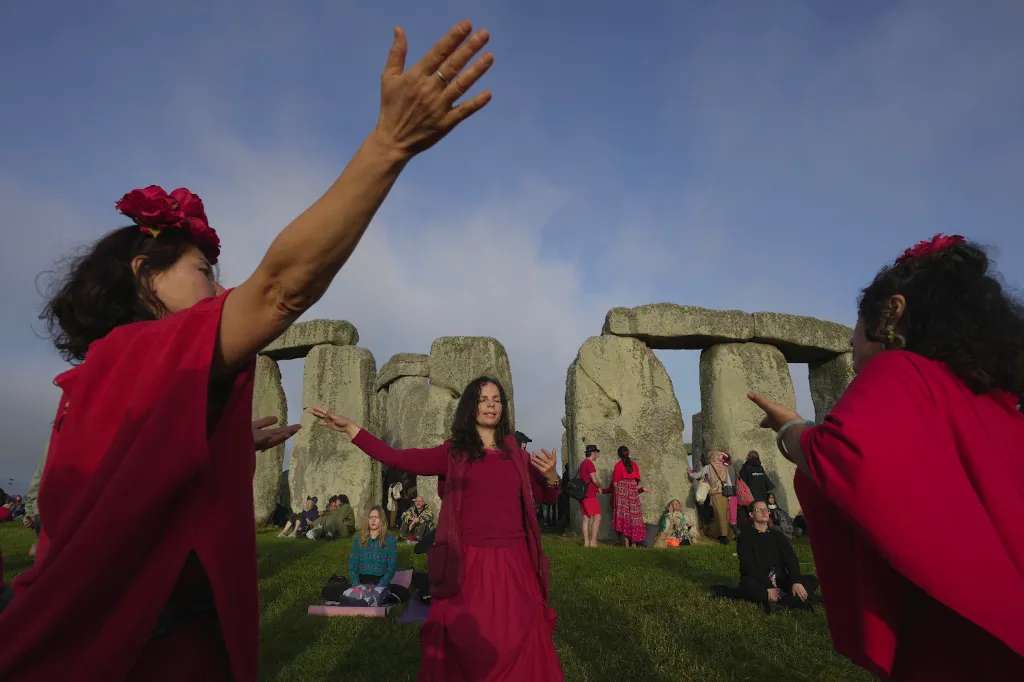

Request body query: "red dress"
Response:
[352, 430, 563, 681]
[610, 460, 645, 543]
[798, 350, 1024, 680]
[0, 293, 259, 681]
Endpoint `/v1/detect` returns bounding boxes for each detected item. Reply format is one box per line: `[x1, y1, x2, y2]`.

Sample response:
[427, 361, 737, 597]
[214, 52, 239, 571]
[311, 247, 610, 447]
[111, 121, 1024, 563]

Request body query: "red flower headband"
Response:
[115, 185, 221, 263]
[895, 233, 965, 266]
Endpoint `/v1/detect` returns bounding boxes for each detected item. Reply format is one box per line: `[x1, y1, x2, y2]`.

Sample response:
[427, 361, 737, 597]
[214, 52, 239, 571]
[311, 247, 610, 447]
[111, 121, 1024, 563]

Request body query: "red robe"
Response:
[798, 350, 1024, 679]
[0, 293, 259, 681]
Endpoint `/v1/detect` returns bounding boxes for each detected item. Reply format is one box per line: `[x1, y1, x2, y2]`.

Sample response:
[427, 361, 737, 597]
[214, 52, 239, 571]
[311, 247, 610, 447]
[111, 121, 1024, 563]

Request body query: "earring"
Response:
[883, 324, 906, 349]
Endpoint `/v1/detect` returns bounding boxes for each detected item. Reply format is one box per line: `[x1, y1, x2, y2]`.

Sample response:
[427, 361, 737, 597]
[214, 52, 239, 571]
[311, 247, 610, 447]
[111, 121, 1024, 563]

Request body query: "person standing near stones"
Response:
[690, 450, 734, 544]
[0, 22, 495, 680]
[606, 446, 646, 548]
[577, 444, 603, 547]
[750, 235, 1024, 679]
[311, 375, 563, 681]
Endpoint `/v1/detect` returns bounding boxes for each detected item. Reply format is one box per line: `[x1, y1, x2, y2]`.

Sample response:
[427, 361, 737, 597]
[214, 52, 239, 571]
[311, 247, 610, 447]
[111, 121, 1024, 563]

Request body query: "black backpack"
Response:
[565, 477, 587, 501]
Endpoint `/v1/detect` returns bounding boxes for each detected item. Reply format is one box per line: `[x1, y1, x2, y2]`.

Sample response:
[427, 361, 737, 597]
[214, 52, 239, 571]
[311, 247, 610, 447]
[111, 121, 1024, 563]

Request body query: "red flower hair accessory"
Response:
[895, 233, 965, 266]
[115, 184, 221, 263]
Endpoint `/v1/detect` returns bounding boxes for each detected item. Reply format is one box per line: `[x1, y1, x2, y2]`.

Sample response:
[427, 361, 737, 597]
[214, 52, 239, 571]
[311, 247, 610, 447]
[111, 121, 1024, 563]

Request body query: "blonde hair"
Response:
[359, 504, 390, 546]
[665, 498, 683, 514]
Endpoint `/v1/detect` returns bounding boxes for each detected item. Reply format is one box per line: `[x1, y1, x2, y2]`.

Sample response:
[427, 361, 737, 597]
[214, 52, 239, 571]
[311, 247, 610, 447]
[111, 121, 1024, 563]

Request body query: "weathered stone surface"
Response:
[564, 335, 690, 539]
[428, 337, 515, 427]
[809, 352, 856, 423]
[374, 353, 430, 392]
[278, 469, 291, 512]
[252, 356, 287, 525]
[603, 304, 754, 349]
[290, 346, 378, 517]
[261, 319, 359, 360]
[691, 413, 704, 466]
[699, 343, 800, 514]
[603, 304, 853, 362]
[412, 385, 459, 511]
[752, 312, 853, 362]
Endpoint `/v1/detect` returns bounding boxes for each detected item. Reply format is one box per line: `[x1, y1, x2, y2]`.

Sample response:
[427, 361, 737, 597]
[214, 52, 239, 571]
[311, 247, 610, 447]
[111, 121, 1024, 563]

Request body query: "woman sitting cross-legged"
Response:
[656, 499, 694, 547]
[311, 375, 563, 681]
[342, 506, 398, 606]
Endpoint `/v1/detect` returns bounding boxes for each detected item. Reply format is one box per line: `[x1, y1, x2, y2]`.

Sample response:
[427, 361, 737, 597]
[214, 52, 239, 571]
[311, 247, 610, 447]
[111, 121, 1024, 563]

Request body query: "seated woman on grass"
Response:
[344, 505, 398, 606]
[657, 499, 694, 547]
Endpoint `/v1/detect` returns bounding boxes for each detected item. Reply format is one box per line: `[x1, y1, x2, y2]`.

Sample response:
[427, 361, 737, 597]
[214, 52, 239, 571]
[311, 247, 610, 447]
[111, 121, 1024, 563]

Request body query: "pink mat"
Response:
[307, 604, 391, 618]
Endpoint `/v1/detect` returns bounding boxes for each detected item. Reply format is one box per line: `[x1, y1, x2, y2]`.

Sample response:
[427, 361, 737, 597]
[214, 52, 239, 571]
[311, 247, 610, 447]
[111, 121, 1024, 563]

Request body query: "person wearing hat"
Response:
[578, 445, 603, 547]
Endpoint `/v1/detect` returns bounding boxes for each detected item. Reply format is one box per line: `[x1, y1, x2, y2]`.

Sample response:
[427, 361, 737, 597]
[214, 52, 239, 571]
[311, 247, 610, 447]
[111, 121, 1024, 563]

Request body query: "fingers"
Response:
[747, 392, 771, 412]
[442, 90, 492, 128]
[252, 416, 279, 429]
[446, 52, 494, 103]
[382, 26, 408, 77]
[415, 20, 473, 76]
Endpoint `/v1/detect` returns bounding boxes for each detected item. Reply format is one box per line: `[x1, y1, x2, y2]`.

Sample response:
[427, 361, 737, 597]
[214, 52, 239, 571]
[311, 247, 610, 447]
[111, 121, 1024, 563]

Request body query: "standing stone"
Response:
[260, 319, 359, 360]
[428, 337, 515, 427]
[412, 385, 459, 511]
[699, 343, 799, 514]
[278, 469, 291, 513]
[564, 335, 689, 539]
[809, 352, 856, 423]
[692, 413, 704, 466]
[252, 356, 287, 525]
[290, 346, 378, 518]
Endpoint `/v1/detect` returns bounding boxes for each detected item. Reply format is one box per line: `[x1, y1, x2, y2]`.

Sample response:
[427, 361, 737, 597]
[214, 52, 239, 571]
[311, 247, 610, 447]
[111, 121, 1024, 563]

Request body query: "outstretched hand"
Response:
[252, 416, 301, 452]
[747, 393, 802, 432]
[530, 448, 559, 483]
[373, 21, 494, 159]
[308, 406, 361, 439]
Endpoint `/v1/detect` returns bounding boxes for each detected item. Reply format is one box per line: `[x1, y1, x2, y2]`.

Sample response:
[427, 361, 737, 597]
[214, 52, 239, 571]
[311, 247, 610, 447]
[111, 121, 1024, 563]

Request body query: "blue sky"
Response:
[2, 0, 1022, 492]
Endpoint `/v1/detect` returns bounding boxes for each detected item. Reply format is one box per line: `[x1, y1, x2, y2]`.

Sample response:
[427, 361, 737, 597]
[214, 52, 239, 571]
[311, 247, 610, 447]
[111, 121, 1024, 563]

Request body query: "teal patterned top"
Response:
[347, 533, 397, 586]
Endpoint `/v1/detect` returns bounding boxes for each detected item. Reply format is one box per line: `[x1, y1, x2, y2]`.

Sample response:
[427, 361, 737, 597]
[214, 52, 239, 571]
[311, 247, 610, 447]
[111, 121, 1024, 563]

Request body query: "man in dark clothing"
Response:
[739, 450, 774, 502]
[737, 500, 818, 611]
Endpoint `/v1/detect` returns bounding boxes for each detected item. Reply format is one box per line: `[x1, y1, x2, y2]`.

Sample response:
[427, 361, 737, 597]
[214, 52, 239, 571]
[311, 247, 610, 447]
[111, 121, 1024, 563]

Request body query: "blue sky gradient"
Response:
[2, 1, 1022, 491]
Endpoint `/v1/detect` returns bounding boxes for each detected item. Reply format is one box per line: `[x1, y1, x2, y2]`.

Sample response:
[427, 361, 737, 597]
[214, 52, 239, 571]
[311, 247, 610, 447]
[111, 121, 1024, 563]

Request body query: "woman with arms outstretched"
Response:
[750, 235, 1024, 680]
[312, 376, 564, 681]
[0, 22, 494, 681]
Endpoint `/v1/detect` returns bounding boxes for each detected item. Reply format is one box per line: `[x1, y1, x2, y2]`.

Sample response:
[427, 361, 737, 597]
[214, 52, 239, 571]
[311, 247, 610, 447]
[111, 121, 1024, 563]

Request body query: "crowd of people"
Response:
[0, 17, 1020, 682]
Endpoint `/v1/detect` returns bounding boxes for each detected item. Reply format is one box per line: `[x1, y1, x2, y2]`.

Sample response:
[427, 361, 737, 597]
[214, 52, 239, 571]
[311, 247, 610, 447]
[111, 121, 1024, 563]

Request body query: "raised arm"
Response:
[214, 22, 494, 374]
[527, 448, 561, 504]
[309, 407, 448, 476]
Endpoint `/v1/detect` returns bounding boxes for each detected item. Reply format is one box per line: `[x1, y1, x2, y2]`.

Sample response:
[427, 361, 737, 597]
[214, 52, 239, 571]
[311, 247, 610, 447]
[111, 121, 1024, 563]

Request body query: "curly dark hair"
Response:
[40, 225, 207, 362]
[858, 240, 1024, 401]
[449, 376, 512, 460]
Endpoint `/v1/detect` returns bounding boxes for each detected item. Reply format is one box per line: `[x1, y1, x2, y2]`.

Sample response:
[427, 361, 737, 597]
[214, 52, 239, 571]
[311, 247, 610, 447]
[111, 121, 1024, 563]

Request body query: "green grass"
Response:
[1, 524, 869, 681]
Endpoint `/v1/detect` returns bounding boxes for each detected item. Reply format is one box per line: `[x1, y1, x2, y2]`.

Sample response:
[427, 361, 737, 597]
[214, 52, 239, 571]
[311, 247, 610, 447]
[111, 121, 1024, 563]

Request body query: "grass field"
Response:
[0, 524, 869, 681]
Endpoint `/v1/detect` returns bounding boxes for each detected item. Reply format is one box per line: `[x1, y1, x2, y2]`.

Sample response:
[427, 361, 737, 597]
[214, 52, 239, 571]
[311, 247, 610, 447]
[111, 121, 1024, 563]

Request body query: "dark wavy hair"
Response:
[40, 225, 206, 363]
[858, 240, 1024, 402]
[449, 376, 512, 460]
[617, 445, 634, 474]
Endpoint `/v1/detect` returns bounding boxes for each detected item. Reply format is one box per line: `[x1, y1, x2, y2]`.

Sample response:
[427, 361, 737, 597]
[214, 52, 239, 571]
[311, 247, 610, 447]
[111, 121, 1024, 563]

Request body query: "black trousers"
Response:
[739, 573, 819, 606]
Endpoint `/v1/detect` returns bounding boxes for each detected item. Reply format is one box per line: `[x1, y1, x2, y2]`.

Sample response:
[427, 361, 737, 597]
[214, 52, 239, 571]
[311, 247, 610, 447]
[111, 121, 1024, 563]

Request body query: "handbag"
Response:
[737, 479, 754, 506]
[713, 466, 736, 498]
[695, 479, 710, 504]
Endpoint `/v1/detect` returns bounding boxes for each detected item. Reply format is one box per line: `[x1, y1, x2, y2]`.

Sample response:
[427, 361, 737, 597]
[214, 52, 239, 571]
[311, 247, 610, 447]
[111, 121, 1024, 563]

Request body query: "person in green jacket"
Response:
[307, 494, 357, 540]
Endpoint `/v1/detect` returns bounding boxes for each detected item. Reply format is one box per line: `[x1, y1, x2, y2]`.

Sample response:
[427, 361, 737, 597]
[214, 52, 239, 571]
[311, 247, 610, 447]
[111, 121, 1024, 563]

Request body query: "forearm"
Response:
[217, 133, 408, 371]
[351, 428, 448, 476]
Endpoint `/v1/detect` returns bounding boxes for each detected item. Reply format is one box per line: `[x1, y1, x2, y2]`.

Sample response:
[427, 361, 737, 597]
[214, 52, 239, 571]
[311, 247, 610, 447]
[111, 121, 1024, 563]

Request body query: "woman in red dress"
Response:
[312, 376, 564, 681]
[750, 235, 1024, 680]
[0, 22, 495, 681]
[607, 446, 646, 547]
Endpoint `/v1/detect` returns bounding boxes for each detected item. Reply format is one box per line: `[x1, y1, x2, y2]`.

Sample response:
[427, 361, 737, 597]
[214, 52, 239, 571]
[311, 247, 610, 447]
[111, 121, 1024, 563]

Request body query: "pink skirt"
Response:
[612, 480, 646, 543]
[579, 497, 600, 517]
[419, 543, 562, 681]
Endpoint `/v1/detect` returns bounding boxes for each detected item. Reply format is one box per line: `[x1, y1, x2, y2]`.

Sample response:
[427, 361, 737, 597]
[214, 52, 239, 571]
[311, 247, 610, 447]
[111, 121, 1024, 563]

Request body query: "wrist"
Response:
[365, 128, 414, 168]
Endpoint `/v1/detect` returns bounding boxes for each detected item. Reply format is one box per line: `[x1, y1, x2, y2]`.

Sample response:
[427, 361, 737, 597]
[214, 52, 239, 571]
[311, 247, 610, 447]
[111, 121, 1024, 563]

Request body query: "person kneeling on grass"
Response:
[399, 496, 434, 542]
[737, 500, 818, 611]
[307, 494, 357, 540]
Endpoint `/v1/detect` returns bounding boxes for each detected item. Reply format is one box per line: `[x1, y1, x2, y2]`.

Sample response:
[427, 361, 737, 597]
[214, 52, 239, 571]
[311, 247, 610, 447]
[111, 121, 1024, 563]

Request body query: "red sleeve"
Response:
[611, 461, 625, 483]
[797, 350, 1024, 672]
[351, 429, 449, 476]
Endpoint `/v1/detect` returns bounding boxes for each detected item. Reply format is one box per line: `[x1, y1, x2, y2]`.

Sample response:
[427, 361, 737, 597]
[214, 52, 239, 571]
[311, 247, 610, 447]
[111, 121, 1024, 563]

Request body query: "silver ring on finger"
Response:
[434, 69, 449, 85]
